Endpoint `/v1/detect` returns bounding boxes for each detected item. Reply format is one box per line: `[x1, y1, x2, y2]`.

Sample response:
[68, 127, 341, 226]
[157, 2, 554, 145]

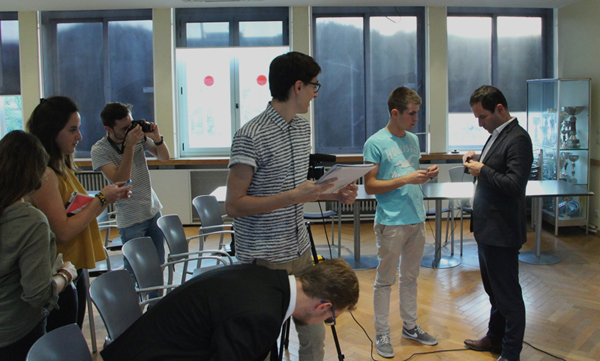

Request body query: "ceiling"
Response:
[0, 0, 583, 12]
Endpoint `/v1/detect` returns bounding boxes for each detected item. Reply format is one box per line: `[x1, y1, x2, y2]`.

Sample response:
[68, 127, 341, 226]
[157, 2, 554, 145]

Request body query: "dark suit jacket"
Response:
[101, 264, 291, 361]
[472, 119, 533, 248]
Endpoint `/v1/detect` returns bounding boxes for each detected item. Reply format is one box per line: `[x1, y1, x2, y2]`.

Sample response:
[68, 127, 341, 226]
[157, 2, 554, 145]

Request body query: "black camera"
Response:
[128, 120, 152, 133]
[308, 153, 336, 180]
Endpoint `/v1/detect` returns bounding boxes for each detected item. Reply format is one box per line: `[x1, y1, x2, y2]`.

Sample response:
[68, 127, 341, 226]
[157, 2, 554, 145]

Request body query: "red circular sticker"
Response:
[204, 76, 214, 86]
[257, 75, 267, 86]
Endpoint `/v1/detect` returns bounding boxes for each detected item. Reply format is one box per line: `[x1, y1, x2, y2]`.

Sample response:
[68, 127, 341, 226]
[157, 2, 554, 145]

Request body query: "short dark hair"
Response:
[0, 130, 49, 217]
[469, 85, 508, 113]
[299, 258, 359, 311]
[26, 96, 79, 177]
[269, 51, 321, 102]
[388, 87, 422, 115]
[101, 102, 133, 128]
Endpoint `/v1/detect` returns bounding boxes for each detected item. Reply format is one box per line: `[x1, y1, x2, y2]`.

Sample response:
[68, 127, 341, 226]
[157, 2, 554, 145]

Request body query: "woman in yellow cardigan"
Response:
[27, 96, 131, 331]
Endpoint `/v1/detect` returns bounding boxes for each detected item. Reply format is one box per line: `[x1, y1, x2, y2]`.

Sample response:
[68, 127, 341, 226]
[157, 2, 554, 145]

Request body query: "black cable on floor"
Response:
[349, 311, 380, 361]
[351, 306, 568, 361]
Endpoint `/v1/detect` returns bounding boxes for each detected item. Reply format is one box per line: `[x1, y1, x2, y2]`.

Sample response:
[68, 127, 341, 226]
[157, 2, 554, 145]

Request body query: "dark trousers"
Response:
[0, 318, 46, 361]
[478, 243, 526, 360]
[46, 269, 86, 331]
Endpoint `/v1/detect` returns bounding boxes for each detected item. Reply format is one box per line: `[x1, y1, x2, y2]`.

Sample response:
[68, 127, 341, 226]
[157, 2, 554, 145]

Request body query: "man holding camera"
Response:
[91, 102, 170, 276]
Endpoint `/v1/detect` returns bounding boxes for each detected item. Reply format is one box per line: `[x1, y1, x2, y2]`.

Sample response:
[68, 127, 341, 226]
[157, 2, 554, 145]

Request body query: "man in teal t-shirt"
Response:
[363, 87, 439, 358]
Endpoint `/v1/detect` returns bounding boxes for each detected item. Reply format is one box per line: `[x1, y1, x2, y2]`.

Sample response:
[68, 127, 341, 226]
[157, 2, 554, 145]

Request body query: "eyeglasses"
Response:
[324, 304, 336, 326]
[309, 81, 321, 93]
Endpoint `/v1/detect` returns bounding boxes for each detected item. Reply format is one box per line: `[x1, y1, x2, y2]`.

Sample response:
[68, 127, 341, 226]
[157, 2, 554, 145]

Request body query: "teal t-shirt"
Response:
[363, 128, 425, 225]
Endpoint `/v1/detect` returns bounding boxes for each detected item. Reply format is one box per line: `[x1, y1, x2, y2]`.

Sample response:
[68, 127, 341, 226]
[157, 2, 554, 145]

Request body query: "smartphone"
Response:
[464, 156, 472, 174]
[121, 179, 132, 187]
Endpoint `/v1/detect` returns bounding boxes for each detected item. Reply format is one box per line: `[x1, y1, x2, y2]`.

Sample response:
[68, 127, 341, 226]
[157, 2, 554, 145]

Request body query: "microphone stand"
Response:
[306, 222, 345, 360]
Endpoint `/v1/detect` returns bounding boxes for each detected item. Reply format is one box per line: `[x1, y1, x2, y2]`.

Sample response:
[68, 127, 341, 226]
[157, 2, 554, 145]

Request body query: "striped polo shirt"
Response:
[229, 103, 311, 264]
[91, 137, 162, 229]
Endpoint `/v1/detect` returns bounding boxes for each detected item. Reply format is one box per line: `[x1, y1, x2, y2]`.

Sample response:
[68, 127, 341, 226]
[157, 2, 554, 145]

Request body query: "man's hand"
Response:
[426, 165, 439, 179]
[146, 121, 162, 143]
[465, 160, 484, 177]
[124, 124, 145, 148]
[334, 183, 358, 204]
[404, 170, 431, 185]
[463, 151, 478, 164]
[293, 179, 336, 203]
[463, 151, 483, 176]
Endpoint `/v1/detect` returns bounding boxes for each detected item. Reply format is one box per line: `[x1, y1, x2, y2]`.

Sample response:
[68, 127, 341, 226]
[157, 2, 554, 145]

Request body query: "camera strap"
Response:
[106, 135, 125, 155]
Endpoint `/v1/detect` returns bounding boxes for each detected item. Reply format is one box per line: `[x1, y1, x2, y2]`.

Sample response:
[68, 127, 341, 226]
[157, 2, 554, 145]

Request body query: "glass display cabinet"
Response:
[527, 78, 591, 235]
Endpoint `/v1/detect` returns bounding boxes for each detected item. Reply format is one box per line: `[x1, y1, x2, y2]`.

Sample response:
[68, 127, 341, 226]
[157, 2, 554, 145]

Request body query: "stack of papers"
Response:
[316, 164, 376, 193]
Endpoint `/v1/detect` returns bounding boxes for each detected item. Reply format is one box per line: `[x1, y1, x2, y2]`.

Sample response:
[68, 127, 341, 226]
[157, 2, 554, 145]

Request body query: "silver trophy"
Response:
[568, 153, 580, 184]
[561, 106, 585, 148]
[559, 152, 570, 181]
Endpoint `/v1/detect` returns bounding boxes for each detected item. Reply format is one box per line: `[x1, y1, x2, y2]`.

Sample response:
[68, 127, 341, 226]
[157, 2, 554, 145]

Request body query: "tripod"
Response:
[307, 222, 345, 361]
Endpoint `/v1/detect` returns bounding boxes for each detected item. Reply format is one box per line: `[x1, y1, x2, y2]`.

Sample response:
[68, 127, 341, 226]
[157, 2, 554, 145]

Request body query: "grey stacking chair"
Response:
[192, 195, 235, 255]
[122, 237, 179, 302]
[157, 214, 233, 284]
[89, 269, 146, 346]
[27, 323, 91, 361]
[123, 237, 229, 300]
[448, 166, 475, 256]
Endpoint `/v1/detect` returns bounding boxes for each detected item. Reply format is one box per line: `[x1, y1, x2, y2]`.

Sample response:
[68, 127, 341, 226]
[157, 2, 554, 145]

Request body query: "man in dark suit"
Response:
[100, 258, 359, 361]
[462, 86, 533, 361]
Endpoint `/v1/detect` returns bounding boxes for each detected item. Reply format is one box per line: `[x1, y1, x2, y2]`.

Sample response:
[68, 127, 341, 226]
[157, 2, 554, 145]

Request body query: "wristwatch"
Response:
[154, 136, 164, 146]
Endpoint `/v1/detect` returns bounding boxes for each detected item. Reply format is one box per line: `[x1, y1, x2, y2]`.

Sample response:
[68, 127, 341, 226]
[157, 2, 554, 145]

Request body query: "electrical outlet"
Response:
[595, 209, 599, 218]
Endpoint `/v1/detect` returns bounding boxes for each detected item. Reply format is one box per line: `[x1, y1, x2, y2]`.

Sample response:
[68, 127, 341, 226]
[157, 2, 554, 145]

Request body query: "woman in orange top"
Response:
[27, 96, 131, 331]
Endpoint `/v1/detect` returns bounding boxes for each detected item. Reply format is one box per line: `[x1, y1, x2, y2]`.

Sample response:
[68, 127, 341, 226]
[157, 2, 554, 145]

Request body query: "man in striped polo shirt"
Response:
[226, 51, 358, 361]
[91, 103, 170, 282]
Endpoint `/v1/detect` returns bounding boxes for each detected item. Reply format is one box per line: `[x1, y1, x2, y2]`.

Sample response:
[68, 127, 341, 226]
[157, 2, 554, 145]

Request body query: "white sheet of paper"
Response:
[316, 164, 376, 193]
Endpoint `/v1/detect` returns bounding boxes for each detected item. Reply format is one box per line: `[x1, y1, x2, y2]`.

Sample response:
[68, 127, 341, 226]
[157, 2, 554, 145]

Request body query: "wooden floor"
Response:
[83, 218, 600, 361]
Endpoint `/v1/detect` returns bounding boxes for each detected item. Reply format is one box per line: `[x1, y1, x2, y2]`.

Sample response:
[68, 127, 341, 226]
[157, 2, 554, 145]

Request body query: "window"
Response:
[176, 8, 289, 156]
[447, 8, 553, 150]
[0, 13, 22, 138]
[313, 7, 426, 154]
[41, 10, 153, 158]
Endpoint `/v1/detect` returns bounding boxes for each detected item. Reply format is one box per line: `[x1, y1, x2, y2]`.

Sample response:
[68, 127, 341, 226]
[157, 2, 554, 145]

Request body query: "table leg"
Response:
[342, 200, 378, 270]
[337, 202, 342, 259]
[519, 197, 560, 265]
[421, 199, 461, 269]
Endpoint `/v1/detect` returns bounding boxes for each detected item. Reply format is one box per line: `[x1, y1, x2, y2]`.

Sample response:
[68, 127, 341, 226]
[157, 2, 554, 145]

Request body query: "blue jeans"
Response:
[119, 212, 165, 288]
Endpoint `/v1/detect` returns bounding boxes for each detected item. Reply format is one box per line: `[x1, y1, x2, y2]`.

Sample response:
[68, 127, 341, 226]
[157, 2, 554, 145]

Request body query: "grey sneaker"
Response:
[401, 325, 438, 346]
[375, 333, 395, 358]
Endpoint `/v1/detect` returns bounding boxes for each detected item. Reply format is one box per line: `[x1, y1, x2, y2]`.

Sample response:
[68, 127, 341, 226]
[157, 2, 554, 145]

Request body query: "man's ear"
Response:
[104, 126, 113, 134]
[317, 301, 332, 312]
[495, 104, 506, 114]
[294, 80, 304, 95]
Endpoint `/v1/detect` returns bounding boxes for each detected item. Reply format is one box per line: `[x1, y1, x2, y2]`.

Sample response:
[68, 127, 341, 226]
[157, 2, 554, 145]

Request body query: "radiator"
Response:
[76, 171, 114, 212]
[77, 172, 108, 191]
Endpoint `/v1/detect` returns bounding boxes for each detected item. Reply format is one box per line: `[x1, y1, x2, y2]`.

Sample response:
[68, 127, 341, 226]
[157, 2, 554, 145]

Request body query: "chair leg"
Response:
[197, 235, 205, 269]
[83, 269, 97, 353]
